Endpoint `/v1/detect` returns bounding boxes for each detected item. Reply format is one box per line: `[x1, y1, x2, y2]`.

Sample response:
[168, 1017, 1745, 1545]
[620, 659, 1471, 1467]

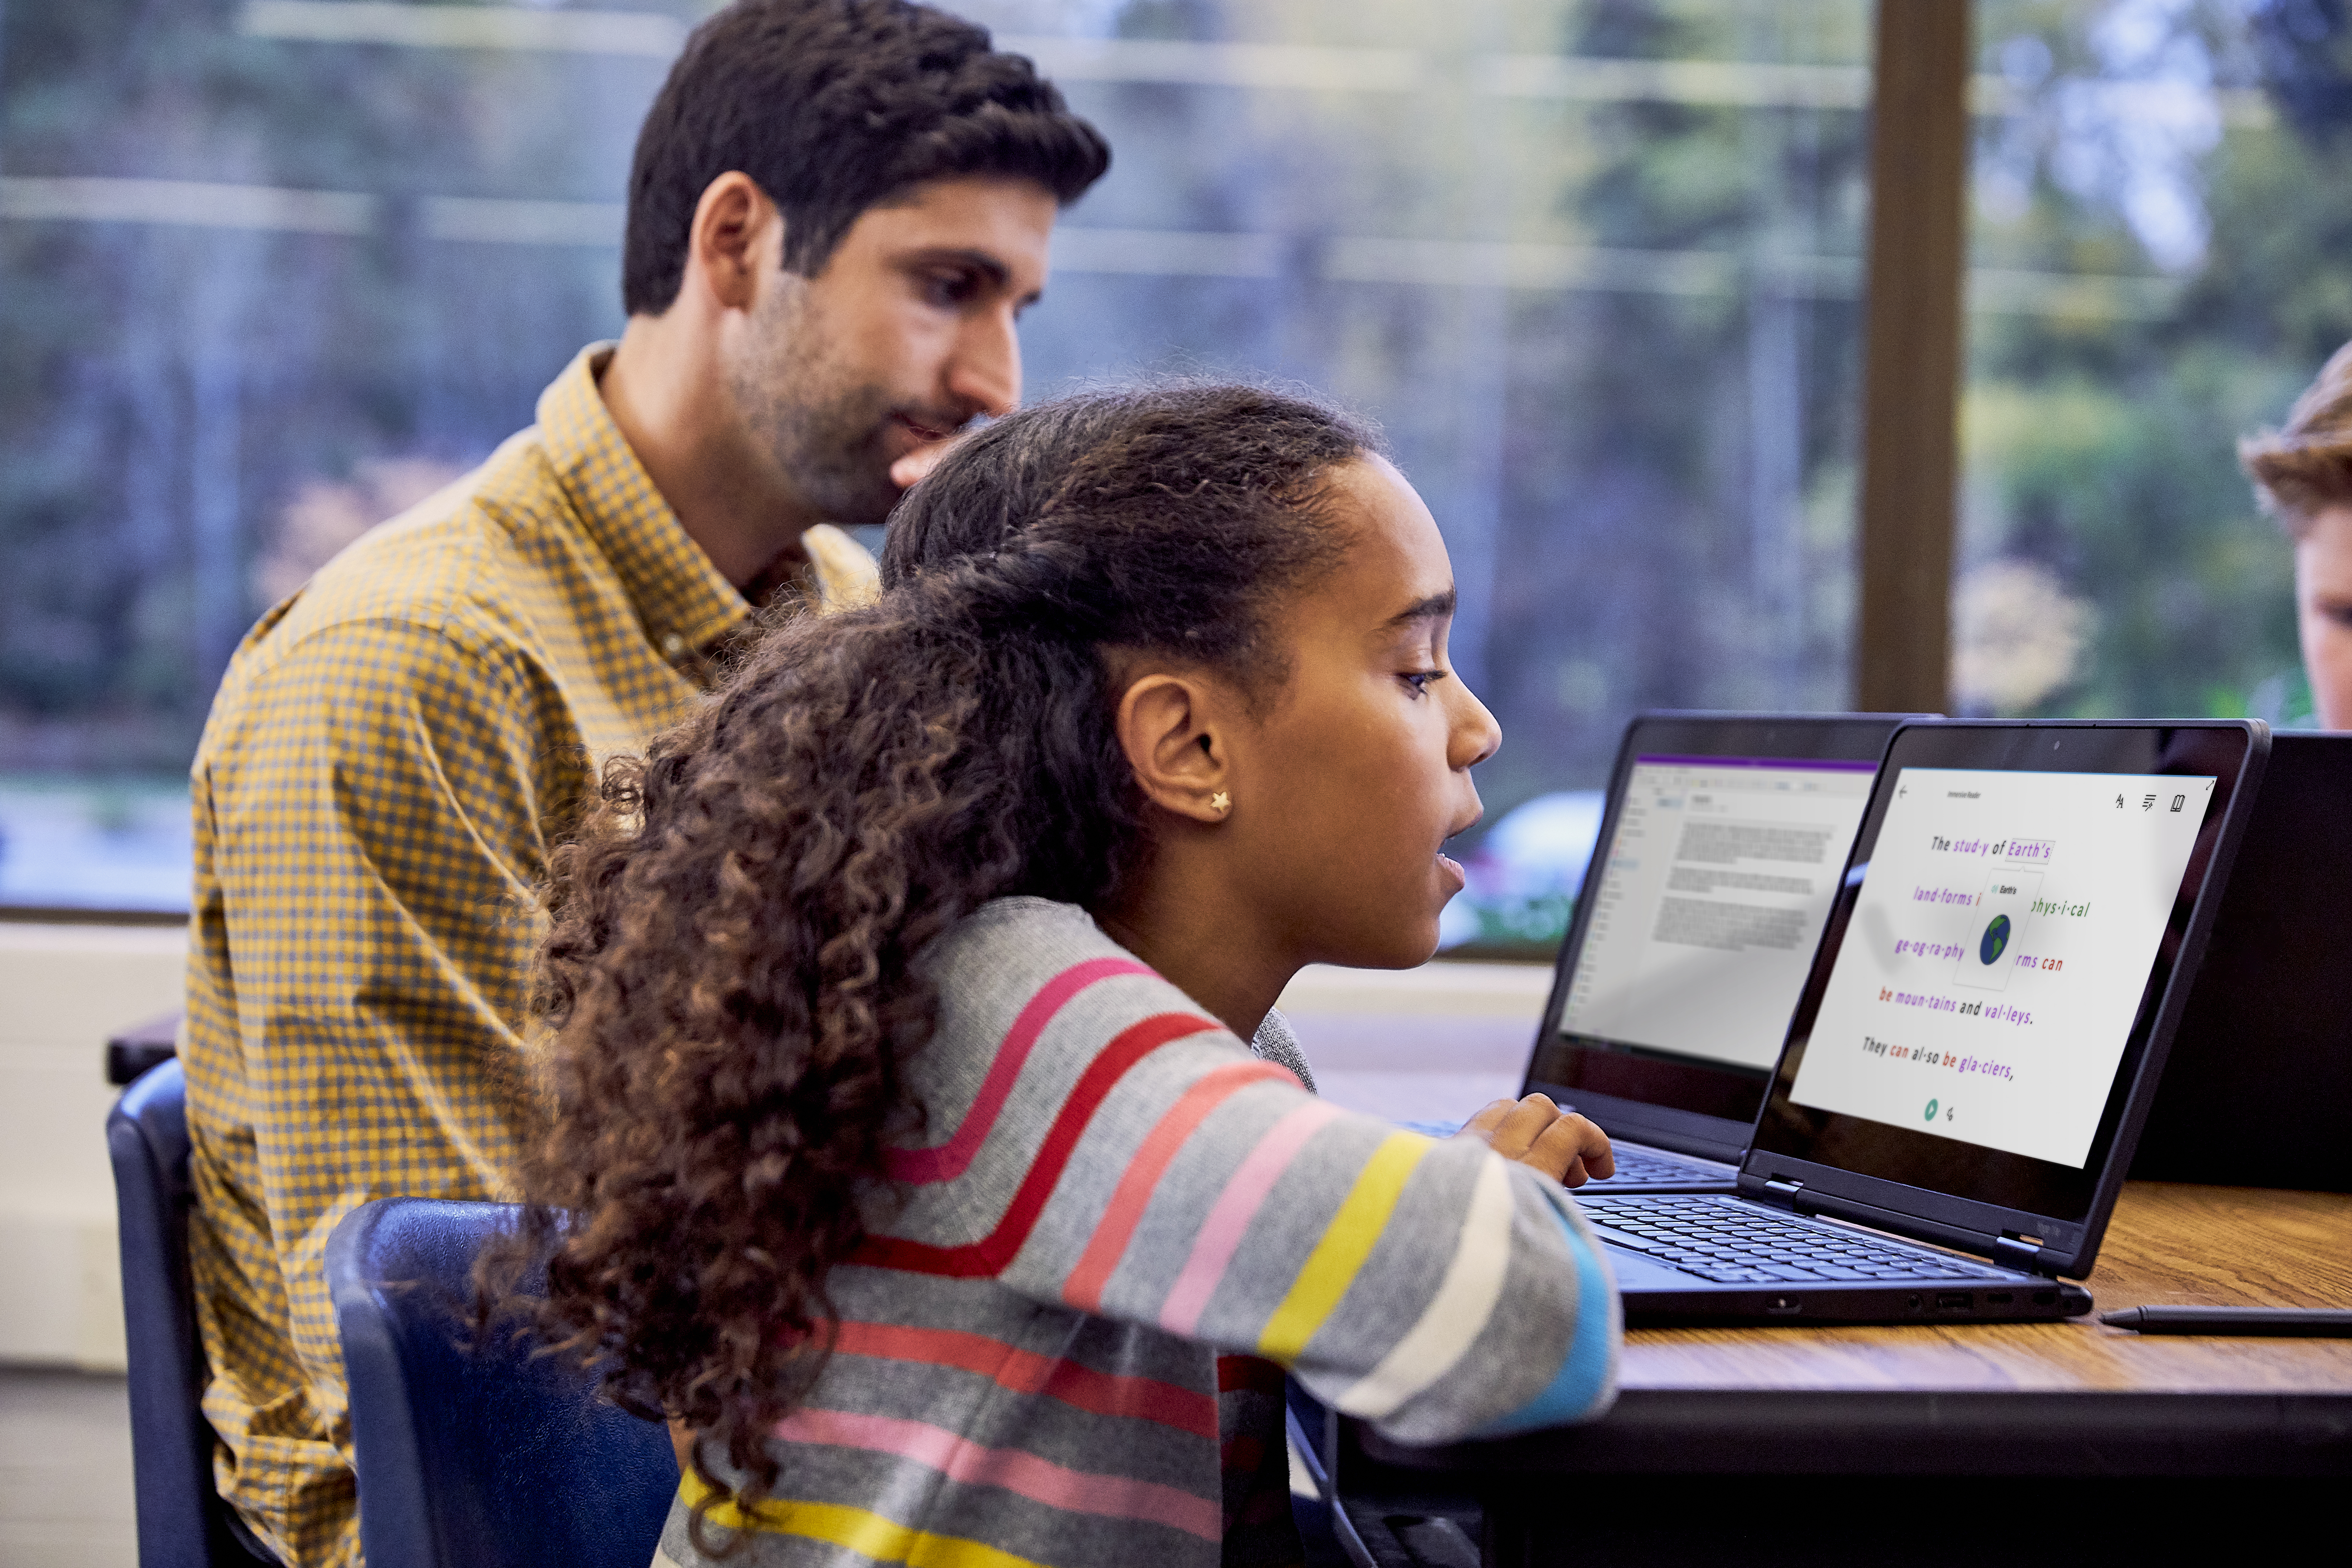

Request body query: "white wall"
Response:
[0, 922, 187, 1370]
[0, 923, 1548, 1371]
[1280, 961, 1551, 1124]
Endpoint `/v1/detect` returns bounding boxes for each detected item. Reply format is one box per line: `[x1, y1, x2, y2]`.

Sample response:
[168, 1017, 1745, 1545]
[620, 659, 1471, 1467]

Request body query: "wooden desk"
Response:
[1339, 1184, 2352, 1565]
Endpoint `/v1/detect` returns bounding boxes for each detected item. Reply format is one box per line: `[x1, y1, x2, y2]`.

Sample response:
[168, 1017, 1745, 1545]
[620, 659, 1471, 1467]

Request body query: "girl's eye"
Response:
[1400, 670, 1448, 697]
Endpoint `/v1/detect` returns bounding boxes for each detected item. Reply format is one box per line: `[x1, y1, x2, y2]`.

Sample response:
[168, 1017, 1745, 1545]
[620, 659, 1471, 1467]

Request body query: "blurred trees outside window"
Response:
[1960, 0, 2343, 729]
[0, 0, 2344, 950]
[1, 0, 688, 909]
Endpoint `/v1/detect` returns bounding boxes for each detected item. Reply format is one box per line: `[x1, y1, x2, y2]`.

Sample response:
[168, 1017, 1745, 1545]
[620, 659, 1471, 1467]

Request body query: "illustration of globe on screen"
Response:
[1979, 913, 2012, 966]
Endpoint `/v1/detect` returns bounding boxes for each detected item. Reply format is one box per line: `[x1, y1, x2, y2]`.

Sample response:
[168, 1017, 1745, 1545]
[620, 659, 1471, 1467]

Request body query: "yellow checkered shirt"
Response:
[182, 344, 869, 1566]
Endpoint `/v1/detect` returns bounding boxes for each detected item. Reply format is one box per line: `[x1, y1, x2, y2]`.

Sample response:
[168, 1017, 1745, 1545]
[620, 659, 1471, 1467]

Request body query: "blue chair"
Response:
[106, 1058, 282, 1567]
[325, 1198, 679, 1568]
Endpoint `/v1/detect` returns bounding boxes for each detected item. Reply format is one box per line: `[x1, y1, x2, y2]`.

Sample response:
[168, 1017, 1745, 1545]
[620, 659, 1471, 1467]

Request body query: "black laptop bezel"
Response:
[1522, 710, 1924, 1160]
[1741, 719, 2270, 1279]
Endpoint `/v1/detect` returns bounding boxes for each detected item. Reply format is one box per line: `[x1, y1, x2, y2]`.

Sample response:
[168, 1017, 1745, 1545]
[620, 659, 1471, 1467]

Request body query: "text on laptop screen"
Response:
[1788, 767, 2213, 1168]
[1556, 756, 1876, 1072]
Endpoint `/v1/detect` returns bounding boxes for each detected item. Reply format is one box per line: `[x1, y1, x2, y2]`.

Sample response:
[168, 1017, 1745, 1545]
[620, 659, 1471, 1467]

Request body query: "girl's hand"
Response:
[889, 435, 958, 490]
[1452, 1094, 1616, 1187]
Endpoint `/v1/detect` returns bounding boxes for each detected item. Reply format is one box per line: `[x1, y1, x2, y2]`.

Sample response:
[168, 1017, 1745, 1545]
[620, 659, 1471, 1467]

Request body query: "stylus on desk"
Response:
[2100, 1305, 2352, 1337]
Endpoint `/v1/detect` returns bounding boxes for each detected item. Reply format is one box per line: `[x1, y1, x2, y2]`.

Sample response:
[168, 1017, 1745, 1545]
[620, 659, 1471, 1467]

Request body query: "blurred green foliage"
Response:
[0, 0, 693, 769]
[1963, 0, 2345, 726]
[1, 0, 2343, 807]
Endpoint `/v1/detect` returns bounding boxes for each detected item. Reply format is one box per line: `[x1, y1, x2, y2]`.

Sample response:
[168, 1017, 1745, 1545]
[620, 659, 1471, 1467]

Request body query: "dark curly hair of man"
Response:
[621, 0, 1109, 315]
[490, 382, 1383, 1549]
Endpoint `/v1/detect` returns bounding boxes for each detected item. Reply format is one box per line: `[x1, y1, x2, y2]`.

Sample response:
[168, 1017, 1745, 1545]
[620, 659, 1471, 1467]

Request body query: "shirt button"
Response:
[660, 633, 686, 657]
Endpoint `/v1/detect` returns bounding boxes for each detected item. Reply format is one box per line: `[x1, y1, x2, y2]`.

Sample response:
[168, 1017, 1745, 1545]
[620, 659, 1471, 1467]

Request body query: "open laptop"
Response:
[2131, 731, 2352, 1192]
[1581, 719, 2268, 1324]
[1517, 712, 1923, 1193]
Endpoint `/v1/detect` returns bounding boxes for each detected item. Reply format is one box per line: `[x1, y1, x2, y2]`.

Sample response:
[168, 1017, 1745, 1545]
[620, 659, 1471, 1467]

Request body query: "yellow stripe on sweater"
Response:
[1257, 1131, 1432, 1362]
[678, 1472, 1052, 1568]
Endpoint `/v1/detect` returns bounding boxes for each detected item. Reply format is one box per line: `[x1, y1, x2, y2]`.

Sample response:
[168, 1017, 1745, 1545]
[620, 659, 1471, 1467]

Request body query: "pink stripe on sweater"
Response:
[774, 1406, 1221, 1541]
[1063, 1060, 1286, 1312]
[831, 1320, 1218, 1441]
[884, 957, 1152, 1184]
[1158, 1098, 1345, 1336]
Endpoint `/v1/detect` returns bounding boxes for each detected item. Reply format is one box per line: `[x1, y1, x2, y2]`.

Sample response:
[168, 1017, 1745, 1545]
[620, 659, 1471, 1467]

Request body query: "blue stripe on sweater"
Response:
[1465, 1197, 1616, 1436]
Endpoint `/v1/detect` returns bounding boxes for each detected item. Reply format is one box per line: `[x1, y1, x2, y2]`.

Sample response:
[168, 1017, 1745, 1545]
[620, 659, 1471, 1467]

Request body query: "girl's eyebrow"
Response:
[1380, 589, 1456, 630]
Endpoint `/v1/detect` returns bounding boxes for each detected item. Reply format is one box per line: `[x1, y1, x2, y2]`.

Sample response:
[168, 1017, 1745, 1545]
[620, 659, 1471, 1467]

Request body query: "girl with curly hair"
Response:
[515, 382, 1621, 1567]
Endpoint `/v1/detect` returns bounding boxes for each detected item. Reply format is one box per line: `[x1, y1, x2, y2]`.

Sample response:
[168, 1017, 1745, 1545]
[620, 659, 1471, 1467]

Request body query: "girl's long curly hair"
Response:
[493, 383, 1381, 1541]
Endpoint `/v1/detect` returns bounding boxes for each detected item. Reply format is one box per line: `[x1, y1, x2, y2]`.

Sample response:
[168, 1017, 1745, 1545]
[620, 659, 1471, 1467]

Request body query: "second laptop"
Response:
[1519, 710, 1922, 1192]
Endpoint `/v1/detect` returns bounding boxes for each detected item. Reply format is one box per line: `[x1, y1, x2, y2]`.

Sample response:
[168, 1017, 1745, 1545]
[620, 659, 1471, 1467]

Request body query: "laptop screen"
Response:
[1751, 721, 2261, 1233]
[1785, 766, 2211, 1169]
[1525, 714, 1915, 1147]
[1556, 755, 1874, 1073]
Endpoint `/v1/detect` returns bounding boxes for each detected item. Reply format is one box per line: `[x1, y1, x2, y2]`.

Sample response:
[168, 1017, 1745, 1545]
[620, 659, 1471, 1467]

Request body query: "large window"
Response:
[1959, 0, 2335, 730]
[4, 1, 2341, 952]
[0, 0, 1879, 938]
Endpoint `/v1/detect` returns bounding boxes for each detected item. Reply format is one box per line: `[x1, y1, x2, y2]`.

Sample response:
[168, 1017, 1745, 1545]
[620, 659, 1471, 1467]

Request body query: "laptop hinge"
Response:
[1993, 1234, 2048, 1274]
[1760, 1177, 1805, 1212]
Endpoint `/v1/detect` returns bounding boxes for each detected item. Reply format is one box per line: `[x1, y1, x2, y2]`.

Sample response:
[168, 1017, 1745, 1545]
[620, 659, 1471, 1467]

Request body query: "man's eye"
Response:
[924, 270, 978, 306]
[2327, 603, 2352, 630]
[1400, 670, 1448, 696]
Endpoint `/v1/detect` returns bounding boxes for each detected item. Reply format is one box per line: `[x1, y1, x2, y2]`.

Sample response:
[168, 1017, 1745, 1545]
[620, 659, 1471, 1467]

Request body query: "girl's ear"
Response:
[1115, 672, 1234, 824]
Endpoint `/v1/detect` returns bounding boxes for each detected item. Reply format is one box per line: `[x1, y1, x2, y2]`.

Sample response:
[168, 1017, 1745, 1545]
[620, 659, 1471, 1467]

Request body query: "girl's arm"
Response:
[875, 936, 1619, 1444]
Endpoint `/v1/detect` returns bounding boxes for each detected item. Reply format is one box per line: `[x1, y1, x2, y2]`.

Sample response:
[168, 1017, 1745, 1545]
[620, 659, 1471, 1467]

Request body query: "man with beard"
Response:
[179, 5, 1106, 1562]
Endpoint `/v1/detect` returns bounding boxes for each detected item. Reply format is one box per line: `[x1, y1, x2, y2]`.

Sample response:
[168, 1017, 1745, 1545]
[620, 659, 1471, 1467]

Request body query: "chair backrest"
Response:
[106, 1058, 280, 1568]
[325, 1198, 679, 1568]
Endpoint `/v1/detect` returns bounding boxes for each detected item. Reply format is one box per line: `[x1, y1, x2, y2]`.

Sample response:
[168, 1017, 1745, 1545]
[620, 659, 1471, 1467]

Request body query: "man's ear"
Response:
[686, 171, 774, 313]
[1116, 672, 1233, 824]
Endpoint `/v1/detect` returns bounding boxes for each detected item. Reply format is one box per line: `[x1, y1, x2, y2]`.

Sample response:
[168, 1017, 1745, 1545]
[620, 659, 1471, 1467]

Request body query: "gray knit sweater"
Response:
[657, 898, 1618, 1567]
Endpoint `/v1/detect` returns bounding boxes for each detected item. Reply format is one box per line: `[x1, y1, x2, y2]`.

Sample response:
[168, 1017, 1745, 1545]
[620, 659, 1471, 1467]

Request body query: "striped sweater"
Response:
[655, 897, 1618, 1568]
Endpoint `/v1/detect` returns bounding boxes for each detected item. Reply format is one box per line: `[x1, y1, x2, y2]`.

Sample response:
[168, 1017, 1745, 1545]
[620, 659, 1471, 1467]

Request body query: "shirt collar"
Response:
[536, 343, 751, 664]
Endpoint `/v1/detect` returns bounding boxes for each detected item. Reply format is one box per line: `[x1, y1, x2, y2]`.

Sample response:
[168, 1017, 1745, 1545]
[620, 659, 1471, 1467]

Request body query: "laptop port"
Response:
[1766, 1296, 1802, 1315]
[1935, 1292, 1973, 1312]
[1907, 1294, 1923, 1312]
[2032, 1290, 2057, 1306]
[1986, 1292, 2013, 1306]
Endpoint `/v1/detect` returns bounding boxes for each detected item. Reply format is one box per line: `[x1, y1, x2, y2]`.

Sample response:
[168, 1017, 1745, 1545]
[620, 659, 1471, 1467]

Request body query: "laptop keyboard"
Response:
[1581, 1146, 1725, 1186]
[1577, 1194, 2006, 1284]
